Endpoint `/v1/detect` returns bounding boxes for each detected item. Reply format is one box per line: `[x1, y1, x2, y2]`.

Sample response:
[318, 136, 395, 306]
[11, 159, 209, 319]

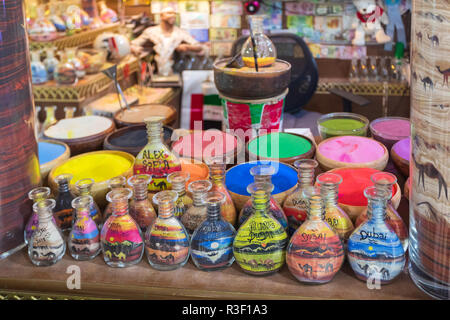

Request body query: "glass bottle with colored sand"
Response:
[233, 182, 288, 276]
[28, 199, 66, 266]
[103, 176, 126, 222]
[68, 195, 101, 260]
[75, 178, 102, 227]
[286, 186, 345, 284]
[241, 15, 276, 68]
[101, 188, 144, 267]
[134, 116, 181, 192]
[128, 174, 157, 233]
[181, 180, 212, 234]
[282, 159, 318, 236]
[239, 164, 288, 230]
[43, 106, 57, 131]
[54, 173, 75, 231]
[191, 191, 236, 271]
[355, 172, 408, 252]
[145, 190, 190, 271]
[316, 172, 354, 242]
[205, 156, 236, 226]
[25, 187, 56, 244]
[347, 186, 405, 284]
[167, 171, 193, 219]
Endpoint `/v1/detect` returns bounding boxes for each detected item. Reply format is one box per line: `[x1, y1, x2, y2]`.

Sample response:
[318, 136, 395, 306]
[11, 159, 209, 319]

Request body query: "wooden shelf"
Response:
[317, 77, 410, 96]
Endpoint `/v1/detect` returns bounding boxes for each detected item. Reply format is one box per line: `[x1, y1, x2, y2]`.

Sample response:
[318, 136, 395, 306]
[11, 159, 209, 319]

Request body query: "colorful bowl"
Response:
[48, 150, 135, 208]
[225, 160, 298, 212]
[316, 136, 389, 171]
[391, 137, 410, 177]
[114, 104, 177, 128]
[317, 112, 369, 140]
[38, 139, 71, 182]
[180, 157, 210, 188]
[369, 116, 410, 150]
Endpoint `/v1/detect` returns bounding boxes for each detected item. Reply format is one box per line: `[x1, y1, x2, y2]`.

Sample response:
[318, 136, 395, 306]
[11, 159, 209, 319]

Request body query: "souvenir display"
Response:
[28, 5, 58, 41]
[182, 180, 212, 234]
[64, 5, 83, 35]
[75, 178, 102, 227]
[53, 173, 76, 231]
[30, 51, 48, 84]
[127, 174, 157, 232]
[25, 187, 54, 244]
[167, 171, 193, 219]
[49, 2, 66, 32]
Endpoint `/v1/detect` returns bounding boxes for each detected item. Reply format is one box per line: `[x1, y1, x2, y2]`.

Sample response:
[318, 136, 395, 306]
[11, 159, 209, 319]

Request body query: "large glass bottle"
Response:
[355, 172, 408, 252]
[167, 171, 193, 219]
[181, 180, 212, 234]
[316, 172, 354, 242]
[28, 199, 66, 266]
[191, 191, 236, 271]
[347, 186, 405, 284]
[101, 188, 144, 267]
[282, 159, 318, 236]
[145, 190, 190, 270]
[239, 164, 288, 230]
[75, 178, 102, 227]
[205, 156, 236, 226]
[68, 195, 101, 260]
[25, 187, 56, 244]
[54, 173, 75, 231]
[233, 182, 288, 276]
[286, 186, 345, 284]
[103, 176, 126, 222]
[134, 116, 181, 192]
[128, 174, 157, 232]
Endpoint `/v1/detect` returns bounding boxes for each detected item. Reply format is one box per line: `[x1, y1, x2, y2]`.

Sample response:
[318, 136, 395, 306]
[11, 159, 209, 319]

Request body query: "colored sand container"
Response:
[38, 141, 66, 164]
[319, 136, 385, 163]
[392, 137, 410, 162]
[247, 132, 312, 159]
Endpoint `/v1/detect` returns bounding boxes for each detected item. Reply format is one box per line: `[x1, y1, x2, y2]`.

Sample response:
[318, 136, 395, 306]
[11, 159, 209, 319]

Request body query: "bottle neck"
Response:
[158, 202, 175, 218]
[209, 163, 226, 186]
[172, 181, 187, 197]
[374, 183, 393, 201]
[207, 202, 221, 221]
[192, 191, 207, 207]
[306, 194, 324, 221]
[320, 184, 339, 209]
[111, 199, 129, 216]
[249, 17, 264, 35]
[37, 208, 53, 223]
[77, 187, 91, 197]
[298, 167, 315, 188]
[132, 183, 148, 201]
[75, 208, 90, 220]
[367, 197, 387, 222]
[58, 181, 70, 193]
[251, 190, 270, 215]
[147, 121, 163, 144]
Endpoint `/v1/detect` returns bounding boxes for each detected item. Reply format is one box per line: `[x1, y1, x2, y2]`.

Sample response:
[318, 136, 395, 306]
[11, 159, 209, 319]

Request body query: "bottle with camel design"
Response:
[133, 116, 181, 192]
[286, 186, 345, 284]
[233, 182, 288, 276]
[53, 173, 76, 232]
[347, 186, 405, 284]
[75, 178, 102, 228]
[355, 172, 408, 252]
[191, 191, 236, 271]
[25, 187, 57, 244]
[103, 176, 126, 223]
[205, 156, 236, 227]
[167, 171, 193, 219]
[28, 199, 66, 267]
[128, 174, 157, 233]
[181, 180, 212, 235]
[316, 172, 354, 243]
[239, 164, 288, 231]
[282, 159, 318, 236]
[68, 195, 101, 261]
[101, 188, 144, 268]
[145, 190, 190, 271]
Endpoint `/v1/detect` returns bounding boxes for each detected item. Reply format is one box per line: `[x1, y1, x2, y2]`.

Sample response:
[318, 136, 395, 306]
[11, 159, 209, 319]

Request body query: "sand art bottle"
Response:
[316, 172, 354, 242]
[25, 187, 56, 244]
[103, 176, 127, 222]
[28, 199, 66, 266]
[75, 178, 102, 227]
[286, 186, 344, 284]
[167, 171, 193, 219]
[134, 116, 181, 192]
[145, 190, 190, 270]
[43, 106, 57, 131]
[191, 191, 236, 271]
[101, 188, 144, 267]
[239, 164, 288, 230]
[128, 174, 157, 232]
[206, 156, 236, 226]
[348, 186, 405, 284]
[283, 159, 318, 236]
[68, 195, 101, 260]
[233, 182, 288, 276]
[355, 172, 408, 252]
[54, 173, 75, 231]
[181, 180, 212, 234]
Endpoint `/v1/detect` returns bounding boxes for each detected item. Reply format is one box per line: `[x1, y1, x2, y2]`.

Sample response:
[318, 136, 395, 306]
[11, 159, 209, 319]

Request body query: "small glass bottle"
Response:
[65, 47, 85, 79]
[64, 106, 76, 119]
[316, 172, 354, 242]
[355, 172, 408, 252]
[191, 191, 236, 271]
[25, 187, 56, 244]
[101, 188, 144, 267]
[54, 173, 75, 231]
[239, 165, 288, 230]
[282, 159, 318, 236]
[28, 199, 66, 266]
[145, 191, 190, 270]
[54, 51, 77, 85]
[167, 171, 193, 219]
[348, 186, 405, 284]
[233, 182, 288, 276]
[134, 116, 182, 192]
[43, 47, 59, 81]
[103, 176, 127, 222]
[68, 195, 101, 260]
[75, 178, 102, 227]
[181, 180, 212, 234]
[30, 50, 48, 84]
[205, 156, 237, 226]
[43, 106, 57, 131]
[286, 186, 345, 284]
[128, 174, 157, 232]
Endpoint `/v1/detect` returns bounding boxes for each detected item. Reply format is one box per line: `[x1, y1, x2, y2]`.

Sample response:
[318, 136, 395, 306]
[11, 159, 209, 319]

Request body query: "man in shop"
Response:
[131, 6, 205, 75]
